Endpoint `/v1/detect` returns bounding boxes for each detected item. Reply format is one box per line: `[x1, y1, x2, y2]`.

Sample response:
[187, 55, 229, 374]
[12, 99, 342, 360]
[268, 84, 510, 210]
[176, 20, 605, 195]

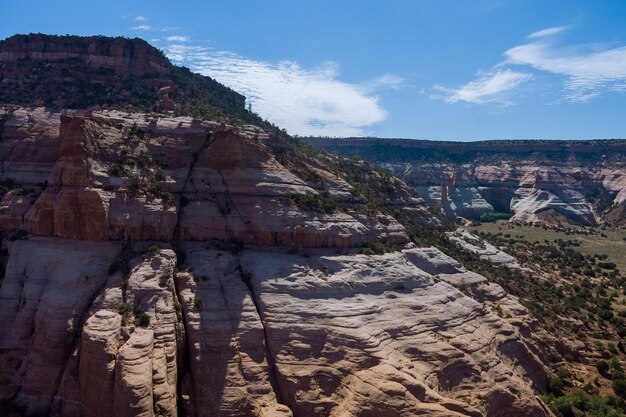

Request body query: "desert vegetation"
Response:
[466, 221, 626, 414]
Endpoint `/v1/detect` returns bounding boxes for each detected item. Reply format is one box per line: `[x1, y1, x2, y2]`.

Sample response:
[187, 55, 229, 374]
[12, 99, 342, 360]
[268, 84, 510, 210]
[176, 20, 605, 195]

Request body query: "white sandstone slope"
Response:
[239, 248, 551, 417]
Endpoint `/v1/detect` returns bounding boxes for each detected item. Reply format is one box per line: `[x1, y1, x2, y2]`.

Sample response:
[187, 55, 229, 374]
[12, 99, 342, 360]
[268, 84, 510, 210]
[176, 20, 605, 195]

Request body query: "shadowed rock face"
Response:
[304, 137, 626, 227]
[0, 34, 246, 113]
[0, 108, 554, 417]
[0, 34, 171, 76]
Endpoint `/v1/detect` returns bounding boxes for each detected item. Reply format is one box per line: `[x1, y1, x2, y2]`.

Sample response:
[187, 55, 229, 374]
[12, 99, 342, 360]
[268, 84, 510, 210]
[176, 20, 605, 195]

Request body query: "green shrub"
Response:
[612, 377, 626, 398]
[108, 163, 127, 177]
[158, 274, 169, 288]
[154, 169, 167, 181]
[478, 212, 513, 223]
[362, 239, 399, 255]
[116, 303, 135, 315]
[549, 376, 565, 395]
[610, 369, 625, 381]
[596, 360, 610, 375]
[0, 178, 17, 197]
[543, 390, 623, 417]
[135, 312, 150, 327]
[546, 392, 584, 417]
[598, 262, 617, 270]
[161, 191, 175, 208]
[282, 190, 337, 214]
[557, 366, 571, 380]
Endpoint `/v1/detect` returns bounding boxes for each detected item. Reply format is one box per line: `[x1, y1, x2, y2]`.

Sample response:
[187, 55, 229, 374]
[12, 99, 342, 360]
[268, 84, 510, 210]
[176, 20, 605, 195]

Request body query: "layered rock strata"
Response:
[0, 108, 555, 417]
[305, 137, 626, 227]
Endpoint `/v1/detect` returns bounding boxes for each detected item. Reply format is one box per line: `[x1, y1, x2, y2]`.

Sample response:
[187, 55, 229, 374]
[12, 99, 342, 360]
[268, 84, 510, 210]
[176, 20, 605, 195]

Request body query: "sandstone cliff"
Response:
[0, 107, 555, 416]
[304, 137, 626, 227]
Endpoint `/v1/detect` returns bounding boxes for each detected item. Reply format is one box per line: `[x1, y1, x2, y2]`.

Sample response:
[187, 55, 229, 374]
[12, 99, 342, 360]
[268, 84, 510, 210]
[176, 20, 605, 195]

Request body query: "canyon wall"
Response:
[0, 108, 555, 417]
[304, 137, 626, 226]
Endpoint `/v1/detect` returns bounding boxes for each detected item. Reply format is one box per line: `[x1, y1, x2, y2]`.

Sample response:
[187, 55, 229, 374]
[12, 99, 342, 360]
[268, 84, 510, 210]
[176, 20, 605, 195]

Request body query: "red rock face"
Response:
[0, 107, 554, 417]
[2, 108, 404, 247]
[0, 34, 171, 77]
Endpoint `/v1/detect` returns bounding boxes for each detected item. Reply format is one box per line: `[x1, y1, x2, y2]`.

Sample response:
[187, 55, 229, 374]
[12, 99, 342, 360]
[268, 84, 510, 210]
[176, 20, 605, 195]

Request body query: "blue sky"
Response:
[3, 0, 626, 140]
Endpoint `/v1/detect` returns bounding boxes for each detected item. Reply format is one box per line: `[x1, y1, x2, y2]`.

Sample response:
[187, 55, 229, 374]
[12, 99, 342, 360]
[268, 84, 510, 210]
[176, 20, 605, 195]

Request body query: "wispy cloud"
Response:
[164, 43, 391, 136]
[165, 35, 189, 42]
[363, 74, 405, 91]
[134, 15, 146, 21]
[131, 25, 151, 31]
[505, 38, 626, 101]
[528, 26, 568, 39]
[434, 25, 626, 104]
[433, 70, 532, 104]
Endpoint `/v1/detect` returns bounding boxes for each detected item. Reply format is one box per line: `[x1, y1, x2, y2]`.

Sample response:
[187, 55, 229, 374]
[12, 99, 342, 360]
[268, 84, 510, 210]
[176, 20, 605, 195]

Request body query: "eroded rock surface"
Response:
[241, 249, 550, 417]
[305, 137, 626, 227]
[0, 237, 119, 415]
[2, 108, 407, 248]
[175, 245, 291, 417]
[0, 107, 555, 417]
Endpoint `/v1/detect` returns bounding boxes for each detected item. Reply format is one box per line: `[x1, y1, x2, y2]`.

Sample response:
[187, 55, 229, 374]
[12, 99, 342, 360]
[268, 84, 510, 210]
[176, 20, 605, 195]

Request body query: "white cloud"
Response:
[131, 25, 151, 31]
[528, 26, 568, 39]
[134, 15, 146, 21]
[165, 35, 189, 42]
[506, 39, 626, 101]
[164, 44, 389, 136]
[434, 26, 626, 104]
[363, 74, 405, 91]
[434, 70, 532, 104]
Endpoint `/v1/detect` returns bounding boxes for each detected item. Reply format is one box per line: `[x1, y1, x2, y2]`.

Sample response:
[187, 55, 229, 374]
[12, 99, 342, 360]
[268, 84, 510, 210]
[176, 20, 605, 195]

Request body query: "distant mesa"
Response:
[304, 136, 626, 227]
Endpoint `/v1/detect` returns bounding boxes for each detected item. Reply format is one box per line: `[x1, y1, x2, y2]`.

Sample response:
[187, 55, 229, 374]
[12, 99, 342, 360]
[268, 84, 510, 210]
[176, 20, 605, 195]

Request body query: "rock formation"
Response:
[304, 137, 626, 227]
[0, 106, 556, 416]
[0, 34, 245, 113]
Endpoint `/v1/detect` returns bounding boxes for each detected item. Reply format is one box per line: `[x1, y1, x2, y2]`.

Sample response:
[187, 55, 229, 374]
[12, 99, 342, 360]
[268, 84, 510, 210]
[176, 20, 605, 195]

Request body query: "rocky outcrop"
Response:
[1, 108, 409, 248]
[0, 34, 171, 77]
[175, 245, 291, 417]
[0, 237, 119, 415]
[0, 107, 61, 184]
[0, 33, 566, 417]
[240, 248, 550, 416]
[48, 246, 183, 417]
[305, 137, 626, 227]
[0, 236, 554, 417]
[177, 128, 377, 247]
[446, 230, 520, 269]
[0, 107, 555, 417]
